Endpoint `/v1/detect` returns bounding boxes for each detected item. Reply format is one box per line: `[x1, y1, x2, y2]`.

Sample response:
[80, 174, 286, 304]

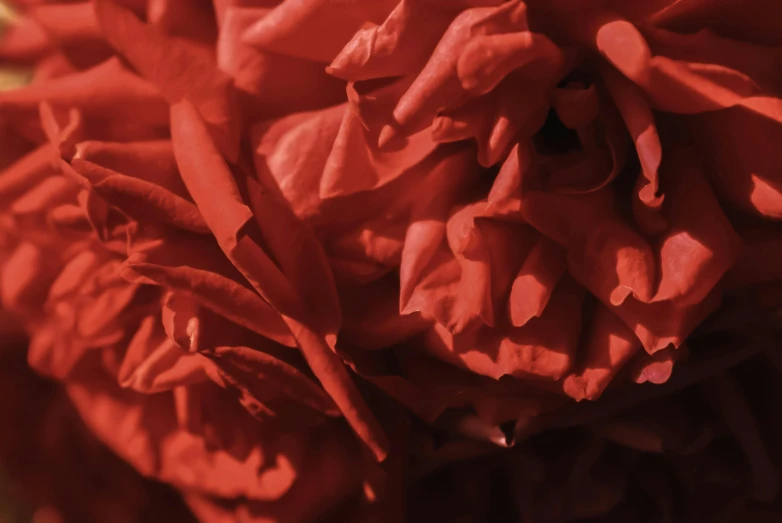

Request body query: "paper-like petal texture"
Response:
[2, 0, 782, 521]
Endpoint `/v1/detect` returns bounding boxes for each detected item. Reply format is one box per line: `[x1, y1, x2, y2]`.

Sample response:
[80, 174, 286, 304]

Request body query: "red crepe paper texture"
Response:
[0, 0, 782, 521]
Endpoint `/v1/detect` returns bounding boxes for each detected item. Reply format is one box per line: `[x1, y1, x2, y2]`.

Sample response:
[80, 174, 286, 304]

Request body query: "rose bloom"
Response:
[1, 0, 782, 521]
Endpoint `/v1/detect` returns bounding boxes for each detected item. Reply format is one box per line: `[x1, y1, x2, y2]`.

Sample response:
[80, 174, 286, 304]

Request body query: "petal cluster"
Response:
[1, 0, 782, 521]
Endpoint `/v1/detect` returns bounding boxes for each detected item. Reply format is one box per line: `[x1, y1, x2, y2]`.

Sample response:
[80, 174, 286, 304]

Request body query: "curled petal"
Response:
[69, 157, 210, 233]
[509, 236, 567, 328]
[382, 0, 532, 141]
[171, 100, 388, 461]
[205, 345, 340, 420]
[73, 140, 188, 198]
[652, 143, 742, 306]
[123, 231, 296, 348]
[601, 64, 666, 234]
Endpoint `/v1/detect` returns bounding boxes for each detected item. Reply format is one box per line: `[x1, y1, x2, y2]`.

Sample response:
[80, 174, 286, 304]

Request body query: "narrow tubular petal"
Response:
[170, 99, 388, 461]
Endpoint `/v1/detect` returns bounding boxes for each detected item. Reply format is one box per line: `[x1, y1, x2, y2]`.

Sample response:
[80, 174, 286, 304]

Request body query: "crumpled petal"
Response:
[399, 145, 479, 319]
[424, 277, 585, 381]
[444, 201, 534, 333]
[376, 0, 560, 144]
[432, 69, 551, 167]
[522, 187, 657, 307]
[328, 0, 461, 81]
[321, 78, 440, 198]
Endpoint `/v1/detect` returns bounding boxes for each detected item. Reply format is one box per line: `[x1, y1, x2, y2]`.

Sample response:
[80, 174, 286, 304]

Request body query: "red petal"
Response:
[242, 0, 392, 63]
[562, 303, 640, 401]
[94, 0, 240, 161]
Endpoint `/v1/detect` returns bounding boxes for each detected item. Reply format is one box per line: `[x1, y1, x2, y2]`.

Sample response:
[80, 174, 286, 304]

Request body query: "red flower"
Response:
[1, 0, 782, 521]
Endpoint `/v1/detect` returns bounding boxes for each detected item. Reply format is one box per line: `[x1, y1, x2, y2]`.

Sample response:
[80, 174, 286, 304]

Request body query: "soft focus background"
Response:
[0, 4, 184, 520]
[0, 325, 195, 522]
[0, 3, 39, 519]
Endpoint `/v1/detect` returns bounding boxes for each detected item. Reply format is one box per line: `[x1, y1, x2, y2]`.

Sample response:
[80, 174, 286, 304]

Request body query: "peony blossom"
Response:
[1, 0, 782, 521]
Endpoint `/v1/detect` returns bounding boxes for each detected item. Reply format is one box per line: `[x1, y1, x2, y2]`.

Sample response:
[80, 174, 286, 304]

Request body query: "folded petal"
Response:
[321, 79, 439, 198]
[509, 236, 567, 328]
[123, 230, 296, 347]
[69, 157, 209, 233]
[651, 142, 742, 306]
[522, 188, 656, 306]
[203, 344, 341, 423]
[425, 278, 585, 381]
[328, 0, 459, 81]
[601, 64, 666, 234]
